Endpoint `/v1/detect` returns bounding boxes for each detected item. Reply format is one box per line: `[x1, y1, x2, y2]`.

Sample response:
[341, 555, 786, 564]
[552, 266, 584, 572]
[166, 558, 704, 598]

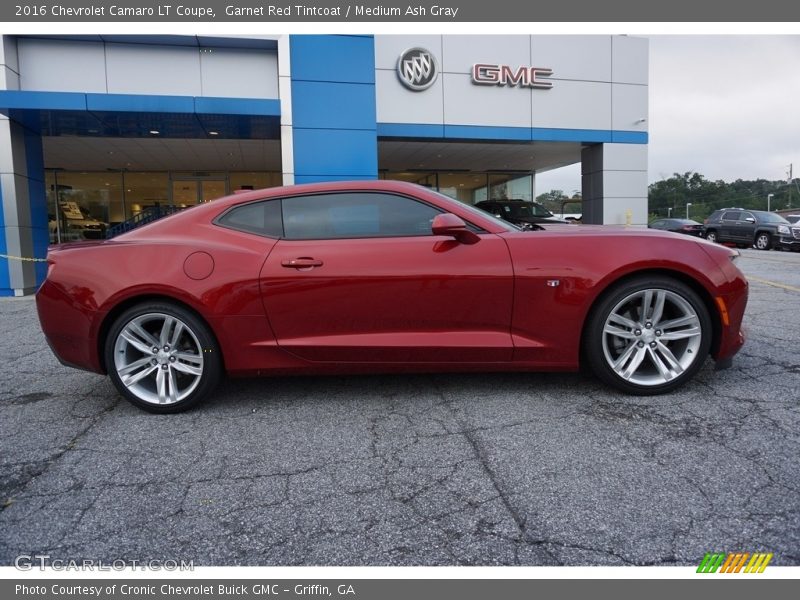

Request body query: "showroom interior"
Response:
[0, 33, 648, 296]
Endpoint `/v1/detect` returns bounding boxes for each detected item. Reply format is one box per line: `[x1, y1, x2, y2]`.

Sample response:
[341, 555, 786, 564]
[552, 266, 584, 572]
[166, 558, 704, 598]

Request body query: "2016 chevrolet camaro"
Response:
[36, 180, 748, 413]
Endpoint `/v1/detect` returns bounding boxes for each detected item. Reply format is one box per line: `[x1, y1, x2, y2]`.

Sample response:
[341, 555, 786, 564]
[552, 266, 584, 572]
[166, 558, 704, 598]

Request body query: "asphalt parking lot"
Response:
[1, 248, 798, 566]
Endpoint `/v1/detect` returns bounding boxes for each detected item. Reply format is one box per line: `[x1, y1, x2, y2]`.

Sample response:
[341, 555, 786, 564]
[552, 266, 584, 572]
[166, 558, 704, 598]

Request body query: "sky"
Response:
[536, 35, 800, 196]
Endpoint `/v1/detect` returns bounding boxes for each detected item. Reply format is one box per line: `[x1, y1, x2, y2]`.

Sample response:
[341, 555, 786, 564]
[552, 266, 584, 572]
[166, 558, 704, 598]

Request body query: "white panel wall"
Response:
[441, 35, 530, 73]
[612, 36, 649, 85]
[376, 69, 444, 125]
[201, 48, 279, 99]
[106, 44, 201, 96]
[531, 35, 612, 82]
[443, 73, 531, 128]
[16, 38, 279, 99]
[375, 34, 646, 134]
[612, 83, 649, 132]
[18, 38, 107, 93]
[1, 36, 20, 91]
[532, 80, 611, 130]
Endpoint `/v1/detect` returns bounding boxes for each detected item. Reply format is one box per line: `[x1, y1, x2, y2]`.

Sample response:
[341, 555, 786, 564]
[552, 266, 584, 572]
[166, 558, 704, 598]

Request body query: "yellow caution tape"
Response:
[0, 253, 48, 263]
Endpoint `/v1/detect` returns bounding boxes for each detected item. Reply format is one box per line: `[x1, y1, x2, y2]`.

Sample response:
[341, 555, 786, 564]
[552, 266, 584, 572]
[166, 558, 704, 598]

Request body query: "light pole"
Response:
[686, 203, 692, 219]
[767, 193, 774, 211]
[667, 207, 672, 217]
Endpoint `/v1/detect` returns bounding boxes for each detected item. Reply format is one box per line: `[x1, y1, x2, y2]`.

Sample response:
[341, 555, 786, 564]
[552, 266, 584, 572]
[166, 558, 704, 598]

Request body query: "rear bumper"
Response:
[36, 279, 105, 374]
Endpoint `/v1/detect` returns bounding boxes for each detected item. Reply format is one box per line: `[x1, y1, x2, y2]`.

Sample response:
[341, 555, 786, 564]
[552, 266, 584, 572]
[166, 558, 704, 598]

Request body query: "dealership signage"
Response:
[397, 47, 438, 91]
[397, 48, 553, 91]
[471, 64, 553, 88]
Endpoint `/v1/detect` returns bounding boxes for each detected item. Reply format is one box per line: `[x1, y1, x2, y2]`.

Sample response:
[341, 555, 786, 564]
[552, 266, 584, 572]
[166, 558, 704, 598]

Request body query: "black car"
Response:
[703, 208, 792, 250]
[648, 218, 705, 237]
[475, 200, 566, 228]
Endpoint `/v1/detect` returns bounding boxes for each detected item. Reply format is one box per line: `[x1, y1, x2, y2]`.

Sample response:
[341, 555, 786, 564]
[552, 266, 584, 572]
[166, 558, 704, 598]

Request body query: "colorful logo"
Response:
[697, 552, 773, 573]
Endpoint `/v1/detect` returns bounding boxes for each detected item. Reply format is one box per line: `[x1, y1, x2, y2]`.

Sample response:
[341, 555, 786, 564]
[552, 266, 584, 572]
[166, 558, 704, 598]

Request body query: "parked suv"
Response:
[475, 199, 566, 228]
[703, 208, 792, 250]
[778, 218, 800, 252]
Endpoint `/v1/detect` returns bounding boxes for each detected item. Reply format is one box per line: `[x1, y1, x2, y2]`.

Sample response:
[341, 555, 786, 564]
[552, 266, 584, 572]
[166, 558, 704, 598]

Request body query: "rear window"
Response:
[217, 199, 283, 238]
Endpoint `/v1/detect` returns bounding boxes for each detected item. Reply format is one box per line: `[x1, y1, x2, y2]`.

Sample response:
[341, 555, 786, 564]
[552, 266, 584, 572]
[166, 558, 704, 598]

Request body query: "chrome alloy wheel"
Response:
[601, 289, 703, 387]
[113, 313, 204, 405]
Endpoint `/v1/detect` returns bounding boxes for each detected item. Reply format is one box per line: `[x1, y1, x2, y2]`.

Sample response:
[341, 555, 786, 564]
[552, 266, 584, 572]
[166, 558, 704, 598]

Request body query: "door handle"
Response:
[281, 257, 324, 269]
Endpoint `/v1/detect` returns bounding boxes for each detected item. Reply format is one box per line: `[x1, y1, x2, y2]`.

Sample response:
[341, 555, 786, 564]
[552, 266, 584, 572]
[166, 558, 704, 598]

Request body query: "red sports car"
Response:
[36, 180, 748, 413]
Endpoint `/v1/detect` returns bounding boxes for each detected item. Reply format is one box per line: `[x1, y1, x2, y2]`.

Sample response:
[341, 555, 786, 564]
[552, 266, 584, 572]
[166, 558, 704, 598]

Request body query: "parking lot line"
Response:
[747, 276, 800, 293]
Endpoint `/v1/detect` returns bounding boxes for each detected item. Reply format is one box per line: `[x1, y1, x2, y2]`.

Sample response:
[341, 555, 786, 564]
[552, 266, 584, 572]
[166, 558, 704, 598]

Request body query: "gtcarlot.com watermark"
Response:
[14, 554, 194, 571]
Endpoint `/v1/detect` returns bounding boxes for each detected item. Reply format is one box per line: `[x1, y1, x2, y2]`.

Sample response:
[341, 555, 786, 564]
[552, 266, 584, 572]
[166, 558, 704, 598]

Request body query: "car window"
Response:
[281, 192, 442, 240]
[650, 220, 665, 228]
[721, 211, 741, 221]
[741, 212, 755, 221]
[758, 212, 790, 224]
[216, 199, 284, 238]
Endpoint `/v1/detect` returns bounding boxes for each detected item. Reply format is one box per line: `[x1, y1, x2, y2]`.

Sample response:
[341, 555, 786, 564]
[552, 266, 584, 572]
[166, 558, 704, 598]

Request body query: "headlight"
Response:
[730, 250, 740, 263]
[778, 225, 790, 235]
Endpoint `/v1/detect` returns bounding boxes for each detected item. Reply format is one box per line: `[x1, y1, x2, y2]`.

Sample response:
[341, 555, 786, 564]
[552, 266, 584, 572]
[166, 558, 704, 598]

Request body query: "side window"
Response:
[741, 212, 755, 221]
[281, 193, 442, 240]
[721, 211, 741, 221]
[216, 199, 283, 238]
[651, 220, 664, 228]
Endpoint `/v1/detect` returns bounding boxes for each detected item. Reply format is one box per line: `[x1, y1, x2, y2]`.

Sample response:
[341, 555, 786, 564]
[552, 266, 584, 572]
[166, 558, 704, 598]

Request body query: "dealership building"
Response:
[0, 34, 648, 296]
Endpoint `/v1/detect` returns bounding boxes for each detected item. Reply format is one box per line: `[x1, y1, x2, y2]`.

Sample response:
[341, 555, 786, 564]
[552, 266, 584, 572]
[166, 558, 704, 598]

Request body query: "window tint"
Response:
[651, 220, 665, 228]
[721, 211, 741, 221]
[217, 199, 283, 237]
[281, 193, 442, 240]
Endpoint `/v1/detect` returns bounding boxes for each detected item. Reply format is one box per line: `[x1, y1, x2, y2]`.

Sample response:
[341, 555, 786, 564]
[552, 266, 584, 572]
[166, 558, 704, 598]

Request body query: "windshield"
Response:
[427, 189, 520, 232]
[504, 203, 553, 218]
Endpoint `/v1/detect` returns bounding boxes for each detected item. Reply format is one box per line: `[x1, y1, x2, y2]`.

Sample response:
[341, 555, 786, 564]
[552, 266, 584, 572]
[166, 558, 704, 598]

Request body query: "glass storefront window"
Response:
[45, 170, 280, 243]
[124, 172, 169, 217]
[47, 172, 123, 243]
[489, 174, 533, 202]
[230, 172, 283, 192]
[383, 171, 533, 206]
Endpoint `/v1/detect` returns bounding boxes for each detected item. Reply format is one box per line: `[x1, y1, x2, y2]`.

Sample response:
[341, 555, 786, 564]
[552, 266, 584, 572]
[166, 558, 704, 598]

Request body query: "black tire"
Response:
[705, 230, 718, 244]
[104, 302, 222, 413]
[585, 276, 712, 395]
[754, 232, 772, 250]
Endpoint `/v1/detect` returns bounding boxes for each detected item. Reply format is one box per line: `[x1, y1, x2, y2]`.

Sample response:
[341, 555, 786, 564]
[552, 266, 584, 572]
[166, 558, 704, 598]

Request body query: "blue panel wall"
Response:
[25, 130, 48, 285]
[290, 35, 377, 183]
[0, 184, 9, 297]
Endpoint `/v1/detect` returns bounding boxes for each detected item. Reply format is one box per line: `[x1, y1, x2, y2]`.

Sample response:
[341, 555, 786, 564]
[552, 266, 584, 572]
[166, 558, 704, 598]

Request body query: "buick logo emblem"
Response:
[397, 48, 438, 91]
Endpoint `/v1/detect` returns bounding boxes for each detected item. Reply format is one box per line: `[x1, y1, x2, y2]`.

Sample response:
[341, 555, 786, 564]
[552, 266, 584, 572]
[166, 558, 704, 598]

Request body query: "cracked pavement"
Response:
[1, 248, 798, 566]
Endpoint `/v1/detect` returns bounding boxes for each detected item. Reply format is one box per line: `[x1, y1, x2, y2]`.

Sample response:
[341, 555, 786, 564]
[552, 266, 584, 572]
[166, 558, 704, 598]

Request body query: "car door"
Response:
[719, 210, 741, 242]
[739, 211, 757, 243]
[259, 191, 514, 363]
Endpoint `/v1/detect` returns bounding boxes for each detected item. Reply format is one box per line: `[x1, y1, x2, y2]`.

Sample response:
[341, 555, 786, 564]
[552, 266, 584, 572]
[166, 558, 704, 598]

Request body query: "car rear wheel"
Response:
[754, 232, 772, 250]
[585, 277, 712, 395]
[705, 230, 718, 243]
[105, 302, 222, 413]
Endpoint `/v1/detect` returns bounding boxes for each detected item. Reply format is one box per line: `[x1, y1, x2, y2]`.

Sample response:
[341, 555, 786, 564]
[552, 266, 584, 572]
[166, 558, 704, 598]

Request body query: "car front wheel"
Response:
[105, 302, 222, 413]
[754, 232, 772, 250]
[586, 277, 712, 395]
[705, 230, 718, 243]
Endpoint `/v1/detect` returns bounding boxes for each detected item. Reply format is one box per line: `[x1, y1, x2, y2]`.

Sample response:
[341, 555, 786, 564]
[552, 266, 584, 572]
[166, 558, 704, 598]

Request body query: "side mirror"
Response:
[431, 213, 480, 245]
[744, 217, 756, 223]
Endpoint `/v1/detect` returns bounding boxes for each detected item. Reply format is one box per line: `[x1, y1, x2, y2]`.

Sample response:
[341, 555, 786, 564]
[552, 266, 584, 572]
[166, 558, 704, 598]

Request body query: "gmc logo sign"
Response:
[471, 64, 554, 89]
